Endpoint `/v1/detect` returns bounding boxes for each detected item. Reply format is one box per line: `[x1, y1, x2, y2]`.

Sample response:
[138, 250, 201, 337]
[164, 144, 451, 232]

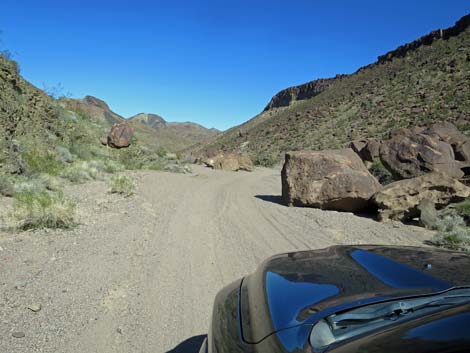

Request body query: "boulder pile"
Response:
[200, 153, 254, 172]
[373, 172, 470, 221]
[283, 122, 470, 224]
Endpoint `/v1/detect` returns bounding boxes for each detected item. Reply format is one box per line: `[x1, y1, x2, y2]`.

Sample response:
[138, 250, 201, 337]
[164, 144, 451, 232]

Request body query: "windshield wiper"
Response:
[330, 295, 470, 326]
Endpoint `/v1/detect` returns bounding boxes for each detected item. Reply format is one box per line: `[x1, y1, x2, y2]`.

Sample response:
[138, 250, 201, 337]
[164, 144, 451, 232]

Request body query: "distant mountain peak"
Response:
[129, 113, 167, 128]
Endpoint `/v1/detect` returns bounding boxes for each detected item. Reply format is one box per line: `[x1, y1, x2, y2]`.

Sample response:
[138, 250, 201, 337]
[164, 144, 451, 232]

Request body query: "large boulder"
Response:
[107, 123, 134, 148]
[281, 149, 382, 211]
[379, 128, 464, 179]
[373, 172, 470, 222]
[424, 122, 470, 163]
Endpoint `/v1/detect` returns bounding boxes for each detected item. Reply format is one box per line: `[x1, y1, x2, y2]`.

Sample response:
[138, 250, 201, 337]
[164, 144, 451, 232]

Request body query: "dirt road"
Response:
[0, 166, 431, 353]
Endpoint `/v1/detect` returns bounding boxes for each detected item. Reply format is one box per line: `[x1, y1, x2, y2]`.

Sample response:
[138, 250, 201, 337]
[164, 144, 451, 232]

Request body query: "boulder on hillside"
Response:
[281, 149, 382, 212]
[424, 122, 470, 162]
[373, 172, 470, 222]
[107, 123, 134, 148]
[349, 138, 381, 163]
[379, 128, 464, 179]
[212, 153, 254, 172]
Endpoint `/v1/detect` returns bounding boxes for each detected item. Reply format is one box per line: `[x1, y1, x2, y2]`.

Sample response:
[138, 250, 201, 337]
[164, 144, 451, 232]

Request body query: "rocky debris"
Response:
[379, 127, 464, 180]
[281, 149, 382, 212]
[107, 123, 134, 148]
[212, 153, 254, 172]
[373, 172, 470, 221]
[349, 138, 380, 163]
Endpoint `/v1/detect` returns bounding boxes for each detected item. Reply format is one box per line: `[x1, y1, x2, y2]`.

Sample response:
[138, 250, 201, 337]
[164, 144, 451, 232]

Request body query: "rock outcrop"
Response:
[373, 173, 470, 222]
[107, 124, 134, 148]
[281, 149, 382, 211]
[264, 75, 346, 111]
[379, 127, 464, 180]
[377, 14, 470, 63]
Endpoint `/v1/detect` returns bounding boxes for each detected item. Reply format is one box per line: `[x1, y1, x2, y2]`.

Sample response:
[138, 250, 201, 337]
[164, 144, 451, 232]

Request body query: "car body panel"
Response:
[240, 245, 470, 345]
[206, 245, 470, 353]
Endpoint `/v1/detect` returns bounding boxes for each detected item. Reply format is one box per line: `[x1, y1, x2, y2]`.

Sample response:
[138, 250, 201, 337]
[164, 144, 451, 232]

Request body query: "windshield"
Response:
[310, 288, 470, 351]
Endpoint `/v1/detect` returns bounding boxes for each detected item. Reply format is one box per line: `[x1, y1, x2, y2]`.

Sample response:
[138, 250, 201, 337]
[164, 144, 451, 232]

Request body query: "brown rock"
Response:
[424, 122, 470, 163]
[107, 124, 134, 148]
[281, 149, 382, 212]
[379, 129, 464, 179]
[205, 153, 254, 172]
[350, 138, 381, 163]
[373, 172, 470, 221]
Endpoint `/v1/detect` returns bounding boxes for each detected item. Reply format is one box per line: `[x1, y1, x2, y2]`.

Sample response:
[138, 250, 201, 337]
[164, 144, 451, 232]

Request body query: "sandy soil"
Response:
[0, 165, 432, 353]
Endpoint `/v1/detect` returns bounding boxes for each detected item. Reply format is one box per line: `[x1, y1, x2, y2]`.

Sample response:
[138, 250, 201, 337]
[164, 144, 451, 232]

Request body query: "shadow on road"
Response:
[255, 194, 285, 206]
[166, 335, 206, 353]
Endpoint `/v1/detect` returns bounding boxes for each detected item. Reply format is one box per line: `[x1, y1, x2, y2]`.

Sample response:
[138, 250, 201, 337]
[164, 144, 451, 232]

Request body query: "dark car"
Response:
[199, 245, 470, 353]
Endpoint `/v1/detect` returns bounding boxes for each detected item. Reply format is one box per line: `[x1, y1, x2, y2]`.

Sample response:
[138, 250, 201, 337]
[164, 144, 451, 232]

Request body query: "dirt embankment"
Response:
[0, 166, 431, 353]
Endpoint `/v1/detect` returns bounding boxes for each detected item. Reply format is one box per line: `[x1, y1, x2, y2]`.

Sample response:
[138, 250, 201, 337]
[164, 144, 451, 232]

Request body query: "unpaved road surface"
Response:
[0, 166, 432, 353]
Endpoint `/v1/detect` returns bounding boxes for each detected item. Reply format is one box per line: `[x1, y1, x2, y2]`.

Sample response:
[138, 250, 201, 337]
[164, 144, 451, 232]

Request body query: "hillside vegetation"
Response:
[0, 54, 191, 230]
[195, 14, 470, 166]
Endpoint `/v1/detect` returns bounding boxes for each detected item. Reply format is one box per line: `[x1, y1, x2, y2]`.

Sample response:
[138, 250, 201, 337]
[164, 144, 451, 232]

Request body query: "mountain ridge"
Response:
[193, 13, 470, 165]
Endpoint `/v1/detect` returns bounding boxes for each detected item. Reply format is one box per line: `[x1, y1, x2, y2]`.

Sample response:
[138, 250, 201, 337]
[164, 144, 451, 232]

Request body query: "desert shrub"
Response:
[108, 175, 135, 197]
[13, 190, 76, 230]
[56, 146, 74, 163]
[368, 158, 394, 185]
[156, 147, 168, 158]
[61, 161, 99, 183]
[21, 146, 63, 176]
[430, 214, 470, 252]
[37, 173, 63, 191]
[14, 178, 46, 193]
[454, 199, 470, 218]
[102, 160, 125, 173]
[0, 175, 15, 197]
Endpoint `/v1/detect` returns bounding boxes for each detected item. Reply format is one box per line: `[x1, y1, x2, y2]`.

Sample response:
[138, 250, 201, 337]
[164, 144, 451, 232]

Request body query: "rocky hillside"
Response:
[0, 54, 64, 173]
[61, 96, 125, 125]
[60, 98, 219, 152]
[129, 112, 219, 151]
[195, 14, 470, 166]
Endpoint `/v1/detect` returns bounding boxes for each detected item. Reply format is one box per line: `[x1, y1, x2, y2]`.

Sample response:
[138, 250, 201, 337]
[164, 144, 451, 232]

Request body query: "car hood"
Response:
[240, 245, 470, 345]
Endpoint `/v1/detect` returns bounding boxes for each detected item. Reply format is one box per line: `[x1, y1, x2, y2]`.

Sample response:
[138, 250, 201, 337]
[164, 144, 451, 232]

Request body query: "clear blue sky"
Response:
[1, 1, 469, 130]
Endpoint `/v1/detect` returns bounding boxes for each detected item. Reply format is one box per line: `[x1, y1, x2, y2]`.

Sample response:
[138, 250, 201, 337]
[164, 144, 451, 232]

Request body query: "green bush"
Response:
[21, 146, 64, 176]
[368, 158, 394, 185]
[108, 175, 135, 197]
[13, 190, 76, 230]
[454, 199, 470, 218]
[430, 214, 470, 252]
